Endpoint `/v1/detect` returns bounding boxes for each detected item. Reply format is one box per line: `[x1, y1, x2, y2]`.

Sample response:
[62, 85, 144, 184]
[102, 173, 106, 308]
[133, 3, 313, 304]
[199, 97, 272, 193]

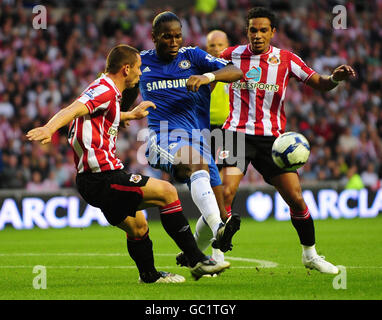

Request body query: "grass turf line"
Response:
[0, 216, 381, 300]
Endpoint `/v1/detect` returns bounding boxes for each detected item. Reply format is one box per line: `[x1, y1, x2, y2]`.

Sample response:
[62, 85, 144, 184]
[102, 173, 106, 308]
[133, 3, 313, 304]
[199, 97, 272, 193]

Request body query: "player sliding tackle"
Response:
[27, 44, 230, 283]
[139, 12, 243, 272]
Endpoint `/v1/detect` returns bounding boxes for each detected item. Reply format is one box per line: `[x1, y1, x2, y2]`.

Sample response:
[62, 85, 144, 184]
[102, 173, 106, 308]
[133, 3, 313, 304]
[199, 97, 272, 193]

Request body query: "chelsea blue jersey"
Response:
[139, 46, 229, 134]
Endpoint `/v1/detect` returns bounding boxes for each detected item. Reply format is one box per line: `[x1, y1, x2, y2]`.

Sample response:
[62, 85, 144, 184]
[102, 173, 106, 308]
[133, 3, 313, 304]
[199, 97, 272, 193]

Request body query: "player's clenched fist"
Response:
[331, 65, 356, 81]
[186, 75, 211, 92]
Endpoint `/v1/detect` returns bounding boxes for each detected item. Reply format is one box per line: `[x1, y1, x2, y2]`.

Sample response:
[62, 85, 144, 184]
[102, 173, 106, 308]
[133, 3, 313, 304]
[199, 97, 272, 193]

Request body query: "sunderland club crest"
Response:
[218, 150, 230, 160]
[267, 55, 280, 65]
[129, 174, 142, 183]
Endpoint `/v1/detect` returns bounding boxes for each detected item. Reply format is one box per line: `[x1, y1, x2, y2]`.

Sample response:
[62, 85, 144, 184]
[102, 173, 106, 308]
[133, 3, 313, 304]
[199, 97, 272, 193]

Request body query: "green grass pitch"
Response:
[1, 216, 381, 300]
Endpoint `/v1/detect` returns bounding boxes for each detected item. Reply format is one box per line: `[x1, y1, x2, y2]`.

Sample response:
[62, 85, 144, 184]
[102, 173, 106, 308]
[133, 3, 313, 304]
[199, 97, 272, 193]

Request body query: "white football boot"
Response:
[302, 254, 339, 274]
[202, 249, 231, 278]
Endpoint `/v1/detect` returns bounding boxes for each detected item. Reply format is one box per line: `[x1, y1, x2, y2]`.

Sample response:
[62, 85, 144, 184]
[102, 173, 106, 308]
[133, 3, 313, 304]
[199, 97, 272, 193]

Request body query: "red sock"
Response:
[160, 199, 183, 214]
[290, 207, 310, 220]
[225, 205, 232, 219]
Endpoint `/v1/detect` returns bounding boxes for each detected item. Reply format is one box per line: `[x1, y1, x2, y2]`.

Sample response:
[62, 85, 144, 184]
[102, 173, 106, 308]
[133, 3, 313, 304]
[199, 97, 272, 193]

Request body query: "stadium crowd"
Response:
[0, 0, 381, 191]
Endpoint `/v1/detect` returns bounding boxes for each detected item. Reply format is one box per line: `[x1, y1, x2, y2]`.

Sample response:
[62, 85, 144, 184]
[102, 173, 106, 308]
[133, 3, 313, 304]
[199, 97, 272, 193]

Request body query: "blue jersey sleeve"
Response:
[190, 47, 229, 73]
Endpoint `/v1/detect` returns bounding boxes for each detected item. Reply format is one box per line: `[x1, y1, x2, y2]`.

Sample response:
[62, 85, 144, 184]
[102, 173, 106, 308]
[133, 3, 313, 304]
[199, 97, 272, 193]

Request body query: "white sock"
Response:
[194, 216, 226, 262]
[194, 216, 213, 252]
[302, 244, 317, 259]
[190, 170, 222, 236]
[212, 248, 225, 263]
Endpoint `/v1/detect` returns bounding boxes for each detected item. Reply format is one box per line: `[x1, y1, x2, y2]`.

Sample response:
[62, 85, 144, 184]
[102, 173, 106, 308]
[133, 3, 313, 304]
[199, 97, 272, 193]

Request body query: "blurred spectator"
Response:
[338, 127, 360, 154]
[0, 153, 24, 188]
[345, 165, 365, 190]
[195, 0, 217, 14]
[0, 93, 14, 118]
[361, 163, 379, 191]
[26, 170, 45, 192]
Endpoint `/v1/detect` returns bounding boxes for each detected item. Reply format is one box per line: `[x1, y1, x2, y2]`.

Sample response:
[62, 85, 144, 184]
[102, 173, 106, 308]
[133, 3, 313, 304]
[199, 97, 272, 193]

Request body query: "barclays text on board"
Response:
[0, 188, 381, 230]
[0, 196, 109, 230]
[247, 188, 382, 221]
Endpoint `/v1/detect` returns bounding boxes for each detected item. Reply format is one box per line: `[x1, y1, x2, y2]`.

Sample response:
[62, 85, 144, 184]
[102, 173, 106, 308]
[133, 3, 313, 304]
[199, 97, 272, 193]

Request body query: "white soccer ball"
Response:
[271, 132, 310, 171]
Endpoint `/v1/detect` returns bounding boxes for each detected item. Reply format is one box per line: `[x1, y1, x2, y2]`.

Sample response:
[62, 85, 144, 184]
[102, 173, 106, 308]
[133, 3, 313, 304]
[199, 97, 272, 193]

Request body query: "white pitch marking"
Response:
[1, 253, 380, 269]
[0, 265, 381, 269]
[0, 253, 126, 256]
[0, 253, 278, 268]
[225, 256, 278, 268]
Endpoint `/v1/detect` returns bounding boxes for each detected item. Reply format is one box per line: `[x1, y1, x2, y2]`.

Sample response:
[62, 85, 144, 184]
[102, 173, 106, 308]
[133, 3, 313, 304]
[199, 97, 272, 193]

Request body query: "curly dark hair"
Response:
[247, 7, 278, 29]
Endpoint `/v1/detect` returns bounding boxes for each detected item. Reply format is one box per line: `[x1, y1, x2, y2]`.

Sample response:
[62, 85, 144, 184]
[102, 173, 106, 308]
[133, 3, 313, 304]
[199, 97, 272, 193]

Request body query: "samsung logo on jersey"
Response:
[146, 79, 187, 92]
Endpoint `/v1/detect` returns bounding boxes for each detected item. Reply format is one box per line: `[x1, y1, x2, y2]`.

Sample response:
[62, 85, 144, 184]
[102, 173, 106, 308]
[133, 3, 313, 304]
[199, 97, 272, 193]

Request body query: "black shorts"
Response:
[76, 170, 149, 226]
[219, 130, 296, 184]
[210, 124, 225, 161]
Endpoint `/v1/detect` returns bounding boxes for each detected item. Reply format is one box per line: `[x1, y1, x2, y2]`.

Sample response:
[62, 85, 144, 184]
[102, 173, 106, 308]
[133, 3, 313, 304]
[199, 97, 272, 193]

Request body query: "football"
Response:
[271, 132, 310, 170]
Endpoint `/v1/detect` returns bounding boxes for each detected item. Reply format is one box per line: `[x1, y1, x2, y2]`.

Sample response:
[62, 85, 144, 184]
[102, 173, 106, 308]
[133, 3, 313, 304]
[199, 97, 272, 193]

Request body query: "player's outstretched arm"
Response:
[307, 64, 356, 91]
[120, 100, 156, 124]
[26, 101, 89, 144]
[186, 64, 243, 92]
[213, 64, 243, 83]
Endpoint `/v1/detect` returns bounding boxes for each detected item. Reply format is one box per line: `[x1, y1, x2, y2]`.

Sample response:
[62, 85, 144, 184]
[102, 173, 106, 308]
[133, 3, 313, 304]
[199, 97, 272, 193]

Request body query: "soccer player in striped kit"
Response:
[27, 44, 230, 283]
[219, 7, 356, 274]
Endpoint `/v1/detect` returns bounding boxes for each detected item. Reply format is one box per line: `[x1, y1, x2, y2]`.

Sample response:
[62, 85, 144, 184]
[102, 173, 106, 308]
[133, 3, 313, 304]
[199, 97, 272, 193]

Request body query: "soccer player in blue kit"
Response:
[139, 11, 243, 271]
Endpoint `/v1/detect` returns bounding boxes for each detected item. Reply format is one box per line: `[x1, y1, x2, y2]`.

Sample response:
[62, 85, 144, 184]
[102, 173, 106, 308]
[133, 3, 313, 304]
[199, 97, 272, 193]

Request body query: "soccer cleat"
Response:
[212, 213, 241, 252]
[189, 256, 229, 280]
[139, 271, 186, 283]
[202, 260, 231, 277]
[302, 255, 339, 274]
[176, 252, 231, 277]
[176, 252, 189, 267]
[202, 273, 218, 278]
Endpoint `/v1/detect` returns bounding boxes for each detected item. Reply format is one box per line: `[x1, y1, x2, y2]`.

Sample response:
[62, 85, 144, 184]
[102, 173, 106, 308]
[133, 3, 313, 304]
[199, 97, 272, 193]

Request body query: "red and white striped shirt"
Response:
[221, 45, 316, 137]
[68, 74, 123, 173]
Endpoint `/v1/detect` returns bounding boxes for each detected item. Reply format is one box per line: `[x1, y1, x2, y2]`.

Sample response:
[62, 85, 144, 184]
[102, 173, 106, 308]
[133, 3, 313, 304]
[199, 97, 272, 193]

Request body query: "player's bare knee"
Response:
[128, 224, 149, 239]
[136, 223, 149, 238]
[289, 192, 305, 211]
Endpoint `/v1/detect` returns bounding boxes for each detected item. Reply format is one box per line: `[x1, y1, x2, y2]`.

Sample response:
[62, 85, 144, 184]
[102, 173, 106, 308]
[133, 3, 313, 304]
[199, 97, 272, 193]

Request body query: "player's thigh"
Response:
[138, 177, 178, 209]
[270, 172, 305, 209]
[250, 135, 292, 184]
[173, 145, 210, 181]
[116, 210, 148, 238]
[175, 144, 207, 167]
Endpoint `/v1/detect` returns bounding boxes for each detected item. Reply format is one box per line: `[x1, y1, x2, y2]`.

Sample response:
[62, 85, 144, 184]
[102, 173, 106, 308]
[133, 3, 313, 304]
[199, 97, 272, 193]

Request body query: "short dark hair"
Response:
[152, 11, 181, 36]
[247, 7, 277, 29]
[105, 44, 139, 74]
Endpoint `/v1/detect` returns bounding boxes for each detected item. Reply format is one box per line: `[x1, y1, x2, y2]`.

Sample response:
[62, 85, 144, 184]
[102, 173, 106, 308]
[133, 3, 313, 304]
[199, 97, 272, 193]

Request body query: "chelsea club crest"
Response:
[179, 59, 191, 69]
